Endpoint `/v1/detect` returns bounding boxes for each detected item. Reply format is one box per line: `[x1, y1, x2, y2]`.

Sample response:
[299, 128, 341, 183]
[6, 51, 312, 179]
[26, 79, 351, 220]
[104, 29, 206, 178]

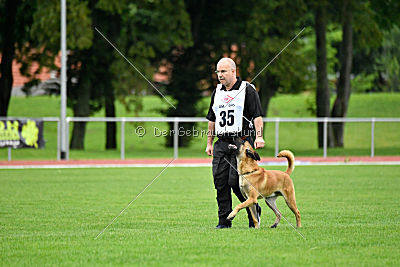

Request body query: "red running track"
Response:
[1, 156, 400, 168]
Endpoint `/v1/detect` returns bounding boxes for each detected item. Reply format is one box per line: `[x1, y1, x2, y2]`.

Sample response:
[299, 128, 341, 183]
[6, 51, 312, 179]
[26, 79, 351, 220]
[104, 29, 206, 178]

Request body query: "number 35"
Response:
[219, 110, 234, 127]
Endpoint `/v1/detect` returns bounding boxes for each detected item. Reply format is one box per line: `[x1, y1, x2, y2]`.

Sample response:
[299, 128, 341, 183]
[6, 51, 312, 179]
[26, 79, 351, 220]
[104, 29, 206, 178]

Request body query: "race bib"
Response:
[212, 81, 247, 135]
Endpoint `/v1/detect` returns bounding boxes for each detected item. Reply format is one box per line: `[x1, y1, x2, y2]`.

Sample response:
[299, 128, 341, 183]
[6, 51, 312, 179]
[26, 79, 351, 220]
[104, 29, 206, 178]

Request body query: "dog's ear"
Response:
[246, 149, 260, 161]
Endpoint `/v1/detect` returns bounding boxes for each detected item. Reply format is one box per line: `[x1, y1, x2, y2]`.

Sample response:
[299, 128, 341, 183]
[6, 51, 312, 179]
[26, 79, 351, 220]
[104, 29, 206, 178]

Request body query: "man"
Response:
[205, 57, 265, 229]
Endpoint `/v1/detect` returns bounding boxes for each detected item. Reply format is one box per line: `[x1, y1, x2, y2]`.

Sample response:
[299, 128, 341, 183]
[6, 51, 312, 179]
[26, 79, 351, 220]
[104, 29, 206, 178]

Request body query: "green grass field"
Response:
[1, 165, 399, 266]
[1, 93, 400, 160]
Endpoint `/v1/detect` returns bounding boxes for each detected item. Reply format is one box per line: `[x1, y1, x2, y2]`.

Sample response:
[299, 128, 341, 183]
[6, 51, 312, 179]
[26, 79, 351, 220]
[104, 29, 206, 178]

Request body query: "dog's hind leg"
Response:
[282, 188, 301, 228]
[265, 196, 281, 228]
[248, 204, 259, 228]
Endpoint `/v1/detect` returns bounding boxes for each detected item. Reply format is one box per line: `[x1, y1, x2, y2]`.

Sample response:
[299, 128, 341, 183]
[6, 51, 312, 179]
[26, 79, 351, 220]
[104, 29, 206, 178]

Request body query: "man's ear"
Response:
[246, 149, 260, 161]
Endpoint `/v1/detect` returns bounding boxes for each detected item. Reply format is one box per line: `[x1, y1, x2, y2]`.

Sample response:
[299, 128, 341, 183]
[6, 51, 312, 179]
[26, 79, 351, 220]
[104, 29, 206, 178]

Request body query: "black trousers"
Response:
[212, 137, 254, 226]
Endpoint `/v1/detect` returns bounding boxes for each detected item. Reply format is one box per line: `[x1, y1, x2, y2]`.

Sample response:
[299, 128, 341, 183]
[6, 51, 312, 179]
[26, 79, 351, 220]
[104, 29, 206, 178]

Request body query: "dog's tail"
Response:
[277, 150, 295, 175]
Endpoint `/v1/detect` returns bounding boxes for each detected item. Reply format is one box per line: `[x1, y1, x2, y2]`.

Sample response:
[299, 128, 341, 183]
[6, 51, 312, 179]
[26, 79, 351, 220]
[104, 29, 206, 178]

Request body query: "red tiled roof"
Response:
[12, 60, 52, 87]
[2, 51, 169, 88]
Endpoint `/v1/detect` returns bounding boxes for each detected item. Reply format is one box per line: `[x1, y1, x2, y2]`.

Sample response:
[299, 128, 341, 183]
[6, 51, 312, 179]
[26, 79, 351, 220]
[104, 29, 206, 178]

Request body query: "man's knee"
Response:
[216, 191, 231, 203]
[231, 186, 246, 202]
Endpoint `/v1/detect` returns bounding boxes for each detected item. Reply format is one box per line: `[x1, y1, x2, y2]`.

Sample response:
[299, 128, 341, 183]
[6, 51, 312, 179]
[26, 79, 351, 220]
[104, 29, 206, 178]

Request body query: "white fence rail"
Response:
[2, 117, 400, 160]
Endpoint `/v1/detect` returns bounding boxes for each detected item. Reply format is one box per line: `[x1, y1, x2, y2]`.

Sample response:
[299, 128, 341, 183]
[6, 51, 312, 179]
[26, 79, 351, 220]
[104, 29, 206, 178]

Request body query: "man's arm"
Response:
[254, 116, 265, 149]
[205, 121, 215, 156]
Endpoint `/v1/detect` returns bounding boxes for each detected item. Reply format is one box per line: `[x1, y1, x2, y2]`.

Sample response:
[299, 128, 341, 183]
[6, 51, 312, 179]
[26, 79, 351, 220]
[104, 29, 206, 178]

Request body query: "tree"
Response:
[0, 0, 22, 116]
[329, 0, 400, 146]
[163, 0, 310, 147]
[30, 0, 97, 149]
[331, 0, 353, 147]
[314, 1, 335, 148]
[377, 25, 400, 92]
[28, 0, 191, 150]
[238, 0, 309, 118]
[68, 3, 119, 149]
[1, 0, 192, 150]
[311, 0, 400, 148]
[163, 0, 255, 147]
[351, 1, 400, 93]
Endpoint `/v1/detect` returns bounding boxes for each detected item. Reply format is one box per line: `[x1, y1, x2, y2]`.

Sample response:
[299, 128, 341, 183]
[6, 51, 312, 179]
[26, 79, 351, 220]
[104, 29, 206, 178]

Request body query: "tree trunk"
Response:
[257, 74, 279, 142]
[258, 73, 279, 118]
[70, 74, 91, 149]
[97, 11, 118, 150]
[315, 1, 334, 148]
[105, 87, 116, 149]
[70, 121, 87, 150]
[0, 0, 20, 116]
[331, 0, 353, 147]
[165, 48, 201, 147]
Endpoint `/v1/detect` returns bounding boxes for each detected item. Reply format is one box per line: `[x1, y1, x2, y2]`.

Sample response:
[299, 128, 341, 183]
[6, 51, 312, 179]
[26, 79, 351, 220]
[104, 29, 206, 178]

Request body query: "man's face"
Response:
[216, 62, 236, 88]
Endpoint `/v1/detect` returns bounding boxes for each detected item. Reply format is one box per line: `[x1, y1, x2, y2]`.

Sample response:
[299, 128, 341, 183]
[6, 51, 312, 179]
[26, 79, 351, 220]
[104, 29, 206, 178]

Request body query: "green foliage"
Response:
[112, 0, 192, 115]
[347, 1, 400, 93]
[369, 0, 400, 29]
[239, 0, 310, 94]
[17, 0, 192, 118]
[163, 0, 313, 146]
[3, 0, 400, 126]
[351, 72, 377, 93]
[375, 25, 400, 92]
[305, 92, 317, 116]
[30, 0, 93, 52]
[352, 0, 383, 50]
[162, 0, 258, 146]
[300, 25, 342, 92]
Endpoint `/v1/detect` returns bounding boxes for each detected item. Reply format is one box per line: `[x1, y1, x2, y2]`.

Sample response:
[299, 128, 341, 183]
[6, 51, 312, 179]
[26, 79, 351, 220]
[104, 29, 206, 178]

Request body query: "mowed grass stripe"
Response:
[0, 166, 399, 266]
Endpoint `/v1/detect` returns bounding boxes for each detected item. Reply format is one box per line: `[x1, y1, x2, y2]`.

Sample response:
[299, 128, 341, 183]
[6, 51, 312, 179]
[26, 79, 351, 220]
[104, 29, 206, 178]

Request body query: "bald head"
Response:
[217, 57, 236, 70]
[215, 57, 237, 90]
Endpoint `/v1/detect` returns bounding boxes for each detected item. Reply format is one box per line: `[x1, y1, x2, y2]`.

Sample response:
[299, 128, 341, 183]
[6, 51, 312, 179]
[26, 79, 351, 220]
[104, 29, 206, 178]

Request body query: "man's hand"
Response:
[206, 121, 215, 156]
[253, 117, 265, 149]
[254, 137, 265, 149]
[205, 144, 213, 156]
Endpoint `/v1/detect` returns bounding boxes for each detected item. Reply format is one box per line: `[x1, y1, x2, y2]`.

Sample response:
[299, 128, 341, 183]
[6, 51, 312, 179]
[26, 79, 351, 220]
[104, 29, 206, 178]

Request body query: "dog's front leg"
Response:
[227, 195, 258, 226]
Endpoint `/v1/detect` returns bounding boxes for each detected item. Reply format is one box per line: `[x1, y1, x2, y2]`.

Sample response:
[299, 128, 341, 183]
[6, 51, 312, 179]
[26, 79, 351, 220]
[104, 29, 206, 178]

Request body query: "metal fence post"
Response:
[60, 0, 67, 160]
[174, 118, 179, 159]
[371, 118, 375, 157]
[323, 117, 328, 158]
[57, 120, 61, 160]
[65, 119, 70, 160]
[275, 118, 280, 156]
[121, 119, 125, 160]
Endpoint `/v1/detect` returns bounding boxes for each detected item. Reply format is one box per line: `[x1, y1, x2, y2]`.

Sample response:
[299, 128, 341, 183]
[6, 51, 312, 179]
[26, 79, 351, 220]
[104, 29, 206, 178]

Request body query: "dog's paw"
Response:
[227, 213, 236, 221]
[271, 223, 278, 228]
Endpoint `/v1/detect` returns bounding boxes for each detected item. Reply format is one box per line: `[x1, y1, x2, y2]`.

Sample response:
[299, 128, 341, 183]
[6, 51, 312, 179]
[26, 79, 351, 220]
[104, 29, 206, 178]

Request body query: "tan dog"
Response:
[227, 140, 301, 229]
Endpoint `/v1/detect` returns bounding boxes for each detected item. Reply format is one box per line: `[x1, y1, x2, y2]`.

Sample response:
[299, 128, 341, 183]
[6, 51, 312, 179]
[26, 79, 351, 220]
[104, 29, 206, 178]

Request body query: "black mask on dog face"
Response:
[246, 148, 261, 161]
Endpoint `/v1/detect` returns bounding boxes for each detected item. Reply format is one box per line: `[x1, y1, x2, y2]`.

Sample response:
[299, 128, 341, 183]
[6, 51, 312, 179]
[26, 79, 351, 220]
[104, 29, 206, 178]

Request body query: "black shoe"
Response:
[215, 224, 231, 229]
[249, 204, 262, 228]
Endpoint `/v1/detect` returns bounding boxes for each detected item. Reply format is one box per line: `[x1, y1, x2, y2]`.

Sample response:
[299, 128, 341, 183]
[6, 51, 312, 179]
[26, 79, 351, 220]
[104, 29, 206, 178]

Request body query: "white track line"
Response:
[1, 161, 399, 169]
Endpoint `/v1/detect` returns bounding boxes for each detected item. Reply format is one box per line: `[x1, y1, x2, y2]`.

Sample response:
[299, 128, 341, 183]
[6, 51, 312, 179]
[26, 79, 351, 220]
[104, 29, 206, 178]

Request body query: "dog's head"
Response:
[227, 138, 260, 161]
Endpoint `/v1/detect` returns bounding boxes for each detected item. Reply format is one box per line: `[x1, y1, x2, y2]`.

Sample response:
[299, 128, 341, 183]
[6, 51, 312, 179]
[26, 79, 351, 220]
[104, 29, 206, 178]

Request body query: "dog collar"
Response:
[240, 170, 257, 176]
